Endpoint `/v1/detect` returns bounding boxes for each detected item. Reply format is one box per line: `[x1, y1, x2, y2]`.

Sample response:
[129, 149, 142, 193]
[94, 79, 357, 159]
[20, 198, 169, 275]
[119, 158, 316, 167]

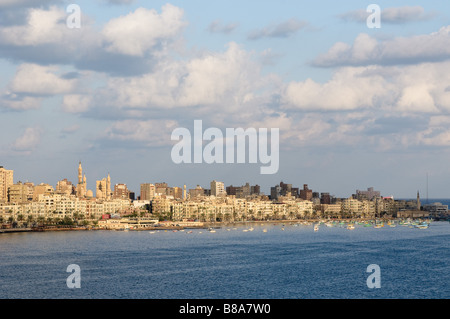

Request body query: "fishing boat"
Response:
[415, 223, 429, 229]
[347, 224, 355, 230]
[314, 224, 319, 232]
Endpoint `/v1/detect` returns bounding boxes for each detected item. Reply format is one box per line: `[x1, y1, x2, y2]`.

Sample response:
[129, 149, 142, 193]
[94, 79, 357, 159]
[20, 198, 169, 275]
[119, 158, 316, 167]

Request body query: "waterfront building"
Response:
[96, 173, 112, 200]
[56, 179, 75, 196]
[0, 166, 13, 203]
[423, 202, 448, 219]
[211, 180, 226, 197]
[299, 184, 313, 201]
[140, 183, 155, 201]
[355, 187, 380, 200]
[8, 182, 32, 204]
[33, 183, 54, 201]
[113, 183, 130, 200]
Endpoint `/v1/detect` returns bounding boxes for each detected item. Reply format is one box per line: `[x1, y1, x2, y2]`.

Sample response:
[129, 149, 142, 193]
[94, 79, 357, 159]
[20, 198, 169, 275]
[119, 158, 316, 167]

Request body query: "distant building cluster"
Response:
[0, 164, 448, 228]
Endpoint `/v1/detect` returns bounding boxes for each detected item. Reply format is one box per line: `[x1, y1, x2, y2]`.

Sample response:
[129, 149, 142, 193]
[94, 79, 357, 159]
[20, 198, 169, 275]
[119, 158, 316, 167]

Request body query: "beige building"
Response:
[211, 180, 226, 197]
[140, 183, 155, 200]
[0, 166, 13, 203]
[56, 179, 74, 196]
[8, 182, 32, 204]
[96, 174, 112, 200]
[33, 183, 54, 201]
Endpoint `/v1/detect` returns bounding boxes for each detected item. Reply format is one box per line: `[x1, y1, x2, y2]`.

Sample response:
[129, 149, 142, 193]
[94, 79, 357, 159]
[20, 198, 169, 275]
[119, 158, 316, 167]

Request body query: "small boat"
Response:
[347, 224, 355, 230]
[263, 229, 267, 233]
[314, 224, 319, 232]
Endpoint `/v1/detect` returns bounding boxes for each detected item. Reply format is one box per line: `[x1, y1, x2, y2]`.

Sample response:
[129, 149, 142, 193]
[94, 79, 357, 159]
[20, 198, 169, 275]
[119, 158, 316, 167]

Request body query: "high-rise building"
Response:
[8, 182, 31, 204]
[210, 180, 226, 197]
[33, 183, 54, 201]
[299, 184, 313, 201]
[56, 178, 75, 196]
[356, 187, 380, 200]
[113, 184, 130, 200]
[0, 166, 13, 203]
[140, 183, 155, 201]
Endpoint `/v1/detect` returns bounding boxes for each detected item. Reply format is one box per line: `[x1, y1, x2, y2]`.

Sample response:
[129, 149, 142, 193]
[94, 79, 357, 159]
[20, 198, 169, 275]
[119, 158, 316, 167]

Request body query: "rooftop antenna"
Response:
[426, 172, 429, 204]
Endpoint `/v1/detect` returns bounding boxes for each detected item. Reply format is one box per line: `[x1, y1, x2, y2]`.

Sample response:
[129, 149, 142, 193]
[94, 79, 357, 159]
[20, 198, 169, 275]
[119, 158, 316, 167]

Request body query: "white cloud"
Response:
[101, 4, 187, 57]
[9, 63, 77, 95]
[248, 18, 307, 40]
[0, 94, 42, 110]
[62, 94, 91, 113]
[282, 66, 394, 111]
[313, 26, 450, 67]
[103, 119, 179, 147]
[11, 126, 43, 154]
[96, 42, 276, 115]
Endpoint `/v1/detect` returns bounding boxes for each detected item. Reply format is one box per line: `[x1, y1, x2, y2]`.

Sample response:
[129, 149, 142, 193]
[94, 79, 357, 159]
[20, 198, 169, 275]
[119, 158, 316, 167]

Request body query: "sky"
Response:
[1, 0, 450, 199]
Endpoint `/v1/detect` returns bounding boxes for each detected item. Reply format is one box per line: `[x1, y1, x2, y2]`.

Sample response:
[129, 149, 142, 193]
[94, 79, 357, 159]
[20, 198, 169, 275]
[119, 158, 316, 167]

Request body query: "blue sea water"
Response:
[0, 221, 449, 299]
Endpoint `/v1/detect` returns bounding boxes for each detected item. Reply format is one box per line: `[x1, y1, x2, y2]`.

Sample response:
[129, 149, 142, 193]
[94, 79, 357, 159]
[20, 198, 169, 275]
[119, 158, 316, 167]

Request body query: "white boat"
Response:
[314, 224, 319, 232]
[347, 224, 355, 230]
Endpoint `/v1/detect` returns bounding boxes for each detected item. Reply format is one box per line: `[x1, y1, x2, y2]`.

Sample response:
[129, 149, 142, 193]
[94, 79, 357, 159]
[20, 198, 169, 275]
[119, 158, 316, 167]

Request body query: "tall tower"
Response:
[417, 191, 421, 210]
[106, 173, 111, 200]
[78, 161, 83, 184]
[183, 184, 186, 200]
[77, 162, 87, 198]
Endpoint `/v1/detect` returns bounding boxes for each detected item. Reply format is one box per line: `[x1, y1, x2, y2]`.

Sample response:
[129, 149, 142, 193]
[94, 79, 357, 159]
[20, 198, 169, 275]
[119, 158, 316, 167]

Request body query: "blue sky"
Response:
[1, 0, 450, 198]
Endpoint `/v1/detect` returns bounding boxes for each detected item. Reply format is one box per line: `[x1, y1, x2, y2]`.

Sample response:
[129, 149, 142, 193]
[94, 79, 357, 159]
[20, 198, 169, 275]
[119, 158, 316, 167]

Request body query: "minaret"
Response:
[417, 191, 421, 210]
[78, 162, 83, 184]
[106, 173, 111, 200]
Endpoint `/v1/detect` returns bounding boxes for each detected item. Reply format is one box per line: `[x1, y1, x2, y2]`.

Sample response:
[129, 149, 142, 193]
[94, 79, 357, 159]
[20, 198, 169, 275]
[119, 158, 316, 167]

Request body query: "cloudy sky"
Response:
[1, 0, 450, 199]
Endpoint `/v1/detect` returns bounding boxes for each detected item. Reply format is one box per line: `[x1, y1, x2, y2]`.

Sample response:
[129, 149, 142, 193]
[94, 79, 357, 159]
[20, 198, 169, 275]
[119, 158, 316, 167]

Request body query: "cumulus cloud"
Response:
[62, 94, 92, 113]
[9, 63, 77, 95]
[313, 26, 450, 67]
[282, 66, 395, 111]
[102, 119, 179, 147]
[0, 94, 42, 111]
[282, 61, 450, 114]
[102, 4, 187, 57]
[248, 18, 307, 40]
[11, 126, 43, 154]
[88, 42, 277, 116]
[0, 5, 180, 76]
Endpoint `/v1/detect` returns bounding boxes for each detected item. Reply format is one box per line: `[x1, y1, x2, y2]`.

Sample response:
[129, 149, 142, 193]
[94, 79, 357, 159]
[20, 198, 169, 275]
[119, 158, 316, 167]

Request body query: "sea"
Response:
[0, 212, 449, 300]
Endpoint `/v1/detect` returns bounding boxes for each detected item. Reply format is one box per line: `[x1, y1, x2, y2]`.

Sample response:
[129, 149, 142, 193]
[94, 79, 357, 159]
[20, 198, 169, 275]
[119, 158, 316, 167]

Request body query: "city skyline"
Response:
[1, 1, 450, 198]
[0, 162, 431, 201]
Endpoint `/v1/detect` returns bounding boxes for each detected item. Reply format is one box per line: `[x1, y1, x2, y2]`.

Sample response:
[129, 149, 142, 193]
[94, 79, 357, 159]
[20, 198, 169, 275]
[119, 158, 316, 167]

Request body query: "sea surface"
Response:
[0, 220, 449, 299]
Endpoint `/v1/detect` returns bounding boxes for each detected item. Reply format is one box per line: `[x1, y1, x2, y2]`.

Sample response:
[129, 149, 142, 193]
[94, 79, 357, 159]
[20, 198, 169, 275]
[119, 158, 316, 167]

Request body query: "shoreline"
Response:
[0, 217, 439, 234]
